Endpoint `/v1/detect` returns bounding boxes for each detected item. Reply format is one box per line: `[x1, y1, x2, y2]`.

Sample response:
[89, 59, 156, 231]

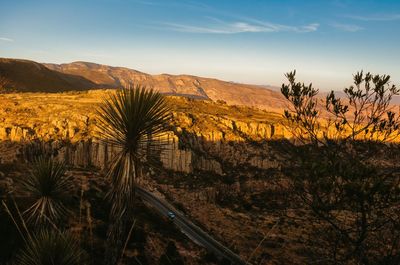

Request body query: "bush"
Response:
[16, 230, 86, 265]
[281, 70, 400, 264]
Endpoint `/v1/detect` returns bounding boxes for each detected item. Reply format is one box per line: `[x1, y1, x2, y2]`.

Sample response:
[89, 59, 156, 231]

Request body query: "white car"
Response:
[167, 211, 176, 220]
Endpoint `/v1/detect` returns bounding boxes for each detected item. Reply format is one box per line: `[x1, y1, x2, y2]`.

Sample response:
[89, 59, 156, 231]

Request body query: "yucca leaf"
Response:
[15, 230, 86, 265]
[97, 86, 170, 216]
[18, 157, 73, 226]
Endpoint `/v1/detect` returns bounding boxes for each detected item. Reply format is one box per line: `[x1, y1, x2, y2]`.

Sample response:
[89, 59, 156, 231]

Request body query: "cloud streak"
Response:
[331, 23, 363, 32]
[0, 37, 13, 42]
[346, 13, 400, 21]
[132, 0, 212, 10]
[162, 19, 319, 34]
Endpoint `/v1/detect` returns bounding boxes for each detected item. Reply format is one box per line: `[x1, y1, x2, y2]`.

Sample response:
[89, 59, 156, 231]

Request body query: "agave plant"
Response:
[16, 230, 86, 265]
[97, 86, 170, 217]
[19, 157, 72, 226]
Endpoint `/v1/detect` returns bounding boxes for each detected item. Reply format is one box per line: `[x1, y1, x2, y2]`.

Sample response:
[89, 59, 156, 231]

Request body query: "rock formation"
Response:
[0, 91, 289, 174]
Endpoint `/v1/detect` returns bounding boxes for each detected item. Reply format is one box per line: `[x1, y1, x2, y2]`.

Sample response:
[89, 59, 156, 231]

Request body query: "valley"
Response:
[0, 90, 309, 264]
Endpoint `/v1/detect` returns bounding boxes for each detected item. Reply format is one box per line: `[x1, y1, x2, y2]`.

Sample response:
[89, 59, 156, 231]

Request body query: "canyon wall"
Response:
[0, 110, 288, 174]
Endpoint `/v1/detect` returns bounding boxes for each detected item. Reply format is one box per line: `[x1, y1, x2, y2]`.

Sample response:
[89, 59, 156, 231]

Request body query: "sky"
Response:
[0, 0, 399, 90]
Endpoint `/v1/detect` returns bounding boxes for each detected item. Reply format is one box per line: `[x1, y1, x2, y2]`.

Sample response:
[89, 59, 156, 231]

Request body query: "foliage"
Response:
[281, 70, 400, 143]
[97, 86, 170, 264]
[18, 157, 73, 226]
[281, 71, 400, 264]
[15, 230, 86, 265]
[97, 86, 170, 217]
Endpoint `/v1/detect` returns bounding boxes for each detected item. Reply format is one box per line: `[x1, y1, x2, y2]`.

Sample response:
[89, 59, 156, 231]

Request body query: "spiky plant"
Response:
[19, 157, 72, 226]
[97, 86, 170, 264]
[97, 86, 170, 216]
[16, 230, 86, 265]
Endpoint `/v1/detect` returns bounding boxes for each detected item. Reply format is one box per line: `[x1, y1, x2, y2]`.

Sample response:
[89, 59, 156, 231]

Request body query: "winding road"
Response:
[136, 187, 246, 265]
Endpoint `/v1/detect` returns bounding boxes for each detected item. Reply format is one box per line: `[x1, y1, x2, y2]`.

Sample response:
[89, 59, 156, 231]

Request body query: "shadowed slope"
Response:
[0, 58, 97, 92]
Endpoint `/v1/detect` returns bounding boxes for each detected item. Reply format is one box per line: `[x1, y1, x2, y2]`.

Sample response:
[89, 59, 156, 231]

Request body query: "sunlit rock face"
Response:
[0, 123, 284, 174]
[0, 91, 289, 173]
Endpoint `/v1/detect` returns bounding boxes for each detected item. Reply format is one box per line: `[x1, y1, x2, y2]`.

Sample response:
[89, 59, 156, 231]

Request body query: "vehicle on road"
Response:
[167, 211, 176, 220]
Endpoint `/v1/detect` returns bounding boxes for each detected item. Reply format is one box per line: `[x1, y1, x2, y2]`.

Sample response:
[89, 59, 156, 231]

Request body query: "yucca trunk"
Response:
[105, 153, 139, 265]
[97, 87, 170, 264]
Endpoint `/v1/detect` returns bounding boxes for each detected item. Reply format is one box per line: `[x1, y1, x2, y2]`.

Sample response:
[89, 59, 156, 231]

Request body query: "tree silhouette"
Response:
[281, 71, 400, 264]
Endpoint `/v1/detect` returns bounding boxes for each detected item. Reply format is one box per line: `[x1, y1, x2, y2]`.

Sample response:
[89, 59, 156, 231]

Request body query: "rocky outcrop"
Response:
[0, 92, 287, 174]
[0, 118, 284, 175]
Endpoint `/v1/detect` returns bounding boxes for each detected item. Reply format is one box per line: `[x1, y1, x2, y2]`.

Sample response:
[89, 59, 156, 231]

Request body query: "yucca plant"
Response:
[15, 230, 86, 265]
[97, 86, 170, 264]
[97, 86, 170, 216]
[18, 157, 73, 226]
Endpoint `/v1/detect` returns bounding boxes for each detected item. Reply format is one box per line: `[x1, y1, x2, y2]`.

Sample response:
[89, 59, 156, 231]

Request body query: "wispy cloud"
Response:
[130, 0, 158, 6]
[346, 13, 400, 21]
[0, 37, 13, 42]
[331, 23, 363, 32]
[131, 0, 212, 10]
[162, 18, 319, 34]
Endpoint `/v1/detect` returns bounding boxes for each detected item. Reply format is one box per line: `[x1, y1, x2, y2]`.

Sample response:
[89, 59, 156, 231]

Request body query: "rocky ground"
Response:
[0, 90, 322, 264]
[0, 164, 212, 265]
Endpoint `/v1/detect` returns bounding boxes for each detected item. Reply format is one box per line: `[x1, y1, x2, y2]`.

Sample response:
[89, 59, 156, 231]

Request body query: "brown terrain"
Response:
[0, 89, 302, 264]
[0, 58, 287, 112]
[0, 58, 97, 92]
[1, 58, 397, 264]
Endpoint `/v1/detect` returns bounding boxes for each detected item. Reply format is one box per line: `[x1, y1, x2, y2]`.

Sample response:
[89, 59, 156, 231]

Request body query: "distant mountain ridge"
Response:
[43, 61, 210, 99]
[0, 58, 288, 111]
[0, 58, 97, 92]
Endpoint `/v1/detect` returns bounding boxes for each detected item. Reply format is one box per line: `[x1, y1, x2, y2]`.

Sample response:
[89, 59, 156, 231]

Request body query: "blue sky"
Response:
[0, 0, 399, 90]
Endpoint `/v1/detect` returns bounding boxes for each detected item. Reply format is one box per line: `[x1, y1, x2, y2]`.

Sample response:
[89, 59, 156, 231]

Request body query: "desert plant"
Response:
[15, 230, 86, 265]
[280, 71, 400, 264]
[281, 70, 400, 143]
[97, 85, 170, 264]
[18, 157, 73, 226]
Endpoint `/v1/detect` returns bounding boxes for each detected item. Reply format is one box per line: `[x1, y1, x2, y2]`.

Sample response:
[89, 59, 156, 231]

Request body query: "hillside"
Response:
[0, 58, 97, 92]
[0, 90, 298, 264]
[44, 61, 287, 111]
[1, 90, 398, 264]
[0, 58, 287, 111]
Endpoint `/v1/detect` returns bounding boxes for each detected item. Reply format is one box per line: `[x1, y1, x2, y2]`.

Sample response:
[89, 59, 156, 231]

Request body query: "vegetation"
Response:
[18, 157, 73, 226]
[16, 230, 86, 265]
[281, 70, 400, 264]
[97, 86, 171, 264]
[1, 71, 400, 264]
[1, 157, 86, 265]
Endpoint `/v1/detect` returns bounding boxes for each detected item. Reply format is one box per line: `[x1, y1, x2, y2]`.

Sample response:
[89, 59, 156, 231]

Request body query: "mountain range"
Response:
[0, 58, 287, 112]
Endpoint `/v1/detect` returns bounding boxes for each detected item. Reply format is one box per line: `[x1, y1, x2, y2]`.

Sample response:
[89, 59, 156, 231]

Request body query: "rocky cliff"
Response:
[0, 90, 289, 174]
